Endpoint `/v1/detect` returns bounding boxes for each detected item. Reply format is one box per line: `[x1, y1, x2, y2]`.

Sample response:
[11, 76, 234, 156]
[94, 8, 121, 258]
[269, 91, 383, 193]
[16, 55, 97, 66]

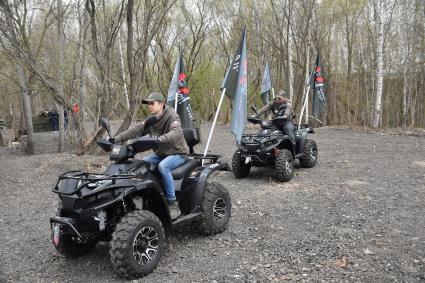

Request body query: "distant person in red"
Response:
[72, 103, 80, 114]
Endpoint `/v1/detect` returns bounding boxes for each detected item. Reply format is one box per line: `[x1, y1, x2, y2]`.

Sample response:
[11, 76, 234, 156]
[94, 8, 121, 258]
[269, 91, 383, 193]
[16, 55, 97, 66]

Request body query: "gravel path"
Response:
[0, 123, 424, 282]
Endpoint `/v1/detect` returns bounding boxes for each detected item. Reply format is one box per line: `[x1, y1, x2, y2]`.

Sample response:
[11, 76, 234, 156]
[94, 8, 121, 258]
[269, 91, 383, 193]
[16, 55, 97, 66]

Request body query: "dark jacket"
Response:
[115, 106, 188, 156]
[257, 97, 293, 118]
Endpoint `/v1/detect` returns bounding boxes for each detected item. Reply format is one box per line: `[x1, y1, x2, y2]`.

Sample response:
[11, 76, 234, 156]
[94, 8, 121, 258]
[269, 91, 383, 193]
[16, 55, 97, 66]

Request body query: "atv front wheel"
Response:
[299, 139, 318, 168]
[232, 150, 250, 178]
[196, 182, 231, 235]
[274, 149, 294, 182]
[110, 210, 165, 279]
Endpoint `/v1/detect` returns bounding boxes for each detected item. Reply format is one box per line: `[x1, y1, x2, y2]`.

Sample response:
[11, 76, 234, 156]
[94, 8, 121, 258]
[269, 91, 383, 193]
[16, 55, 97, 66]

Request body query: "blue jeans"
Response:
[143, 153, 186, 202]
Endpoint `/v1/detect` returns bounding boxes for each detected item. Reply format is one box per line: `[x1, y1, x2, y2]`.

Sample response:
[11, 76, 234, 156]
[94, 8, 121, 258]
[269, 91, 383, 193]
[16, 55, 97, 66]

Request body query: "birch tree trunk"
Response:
[78, 0, 89, 120]
[118, 32, 130, 110]
[16, 64, 34, 154]
[57, 0, 65, 152]
[286, 0, 294, 101]
[372, 0, 384, 128]
[400, 1, 410, 130]
[304, 30, 310, 124]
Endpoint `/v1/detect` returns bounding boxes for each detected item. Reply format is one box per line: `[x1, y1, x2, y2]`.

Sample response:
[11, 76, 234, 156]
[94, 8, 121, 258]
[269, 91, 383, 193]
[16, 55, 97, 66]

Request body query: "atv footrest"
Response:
[172, 212, 202, 228]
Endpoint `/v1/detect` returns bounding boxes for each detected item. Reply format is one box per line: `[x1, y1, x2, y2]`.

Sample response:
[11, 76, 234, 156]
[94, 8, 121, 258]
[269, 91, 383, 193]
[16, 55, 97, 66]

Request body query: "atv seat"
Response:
[171, 158, 199, 179]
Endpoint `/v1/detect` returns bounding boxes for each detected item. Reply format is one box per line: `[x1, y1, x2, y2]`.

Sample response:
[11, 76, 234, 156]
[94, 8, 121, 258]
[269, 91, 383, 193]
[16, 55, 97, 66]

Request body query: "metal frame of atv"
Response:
[52, 171, 140, 196]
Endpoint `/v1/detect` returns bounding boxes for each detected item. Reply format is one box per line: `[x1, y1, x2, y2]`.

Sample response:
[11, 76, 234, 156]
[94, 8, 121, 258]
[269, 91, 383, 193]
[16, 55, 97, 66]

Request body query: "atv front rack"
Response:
[52, 170, 139, 196]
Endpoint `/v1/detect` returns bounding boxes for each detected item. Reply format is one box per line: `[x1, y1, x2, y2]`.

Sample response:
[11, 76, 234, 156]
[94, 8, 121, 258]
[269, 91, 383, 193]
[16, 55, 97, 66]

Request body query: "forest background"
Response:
[0, 0, 424, 154]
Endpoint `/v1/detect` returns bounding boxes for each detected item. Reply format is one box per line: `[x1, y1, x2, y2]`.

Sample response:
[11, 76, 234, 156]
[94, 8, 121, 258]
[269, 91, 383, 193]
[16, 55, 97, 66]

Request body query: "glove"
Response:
[108, 138, 117, 144]
[151, 136, 163, 144]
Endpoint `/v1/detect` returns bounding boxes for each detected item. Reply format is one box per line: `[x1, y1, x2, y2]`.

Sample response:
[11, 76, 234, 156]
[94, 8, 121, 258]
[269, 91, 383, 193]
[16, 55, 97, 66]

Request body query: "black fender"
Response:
[124, 178, 172, 230]
[192, 162, 229, 213]
[295, 128, 313, 155]
[276, 137, 295, 157]
[91, 178, 172, 230]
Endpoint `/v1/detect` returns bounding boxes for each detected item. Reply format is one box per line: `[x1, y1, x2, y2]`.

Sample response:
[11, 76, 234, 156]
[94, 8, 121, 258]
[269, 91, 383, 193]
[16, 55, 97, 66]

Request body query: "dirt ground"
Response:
[0, 122, 424, 282]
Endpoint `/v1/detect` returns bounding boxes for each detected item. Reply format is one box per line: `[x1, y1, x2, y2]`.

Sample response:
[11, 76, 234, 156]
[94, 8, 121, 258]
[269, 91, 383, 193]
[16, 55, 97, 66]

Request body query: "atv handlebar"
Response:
[247, 116, 262, 124]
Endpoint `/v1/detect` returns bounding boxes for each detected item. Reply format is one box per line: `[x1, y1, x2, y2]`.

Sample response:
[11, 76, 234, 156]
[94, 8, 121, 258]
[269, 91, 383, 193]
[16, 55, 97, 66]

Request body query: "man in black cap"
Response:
[255, 90, 295, 144]
[114, 92, 188, 219]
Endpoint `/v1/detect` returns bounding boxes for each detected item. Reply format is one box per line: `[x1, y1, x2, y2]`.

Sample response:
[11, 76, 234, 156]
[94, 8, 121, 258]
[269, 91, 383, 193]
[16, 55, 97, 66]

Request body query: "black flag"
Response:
[167, 53, 194, 129]
[312, 53, 326, 117]
[220, 29, 248, 143]
[260, 62, 272, 105]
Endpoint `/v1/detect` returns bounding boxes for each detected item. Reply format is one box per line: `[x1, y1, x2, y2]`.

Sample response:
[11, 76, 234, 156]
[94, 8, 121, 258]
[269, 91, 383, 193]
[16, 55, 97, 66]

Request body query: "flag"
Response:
[167, 53, 194, 129]
[220, 29, 248, 144]
[312, 53, 326, 117]
[167, 52, 183, 106]
[260, 62, 272, 105]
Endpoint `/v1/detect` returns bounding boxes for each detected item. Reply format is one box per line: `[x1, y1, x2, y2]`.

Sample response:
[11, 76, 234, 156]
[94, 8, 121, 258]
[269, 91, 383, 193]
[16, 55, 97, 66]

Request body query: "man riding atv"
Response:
[254, 90, 295, 145]
[113, 92, 186, 219]
[232, 89, 317, 182]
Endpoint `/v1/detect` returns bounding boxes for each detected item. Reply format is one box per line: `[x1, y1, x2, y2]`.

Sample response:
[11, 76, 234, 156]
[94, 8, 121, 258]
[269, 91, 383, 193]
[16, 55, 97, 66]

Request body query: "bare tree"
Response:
[57, 0, 65, 152]
[372, 0, 384, 128]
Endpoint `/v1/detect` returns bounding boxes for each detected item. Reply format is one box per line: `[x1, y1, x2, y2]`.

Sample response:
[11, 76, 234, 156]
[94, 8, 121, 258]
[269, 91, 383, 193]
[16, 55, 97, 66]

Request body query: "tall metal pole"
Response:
[203, 88, 226, 157]
[298, 84, 310, 126]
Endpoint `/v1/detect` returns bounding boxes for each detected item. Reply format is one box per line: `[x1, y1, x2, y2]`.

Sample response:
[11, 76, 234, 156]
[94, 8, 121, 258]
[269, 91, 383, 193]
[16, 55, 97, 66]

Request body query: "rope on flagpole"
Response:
[203, 88, 226, 158]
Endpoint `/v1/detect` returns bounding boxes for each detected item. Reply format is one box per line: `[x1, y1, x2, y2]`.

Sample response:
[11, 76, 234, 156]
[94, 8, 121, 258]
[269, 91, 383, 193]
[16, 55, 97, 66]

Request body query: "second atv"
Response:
[232, 113, 318, 182]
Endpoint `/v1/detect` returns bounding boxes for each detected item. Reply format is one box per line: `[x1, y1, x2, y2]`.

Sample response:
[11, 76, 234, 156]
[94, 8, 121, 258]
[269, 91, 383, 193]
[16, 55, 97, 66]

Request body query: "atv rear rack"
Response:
[52, 170, 139, 196]
[190, 154, 221, 164]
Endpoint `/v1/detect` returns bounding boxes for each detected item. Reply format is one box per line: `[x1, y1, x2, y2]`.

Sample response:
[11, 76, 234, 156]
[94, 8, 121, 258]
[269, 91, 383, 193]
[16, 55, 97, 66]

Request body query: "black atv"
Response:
[232, 112, 318, 182]
[50, 117, 231, 279]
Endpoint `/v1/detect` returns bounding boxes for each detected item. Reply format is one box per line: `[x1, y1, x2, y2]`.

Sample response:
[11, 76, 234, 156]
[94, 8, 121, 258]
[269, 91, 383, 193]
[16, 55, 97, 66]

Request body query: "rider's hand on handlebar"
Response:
[250, 114, 258, 118]
[109, 138, 117, 144]
[151, 136, 162, 144]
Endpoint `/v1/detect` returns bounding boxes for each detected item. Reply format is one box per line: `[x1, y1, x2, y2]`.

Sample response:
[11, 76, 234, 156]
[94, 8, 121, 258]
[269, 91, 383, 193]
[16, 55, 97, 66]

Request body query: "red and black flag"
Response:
[260, 62, 272, 106]
[312, 53, 326, 117]
[220, 29, 248, 144]
[167, 53, 194, 129]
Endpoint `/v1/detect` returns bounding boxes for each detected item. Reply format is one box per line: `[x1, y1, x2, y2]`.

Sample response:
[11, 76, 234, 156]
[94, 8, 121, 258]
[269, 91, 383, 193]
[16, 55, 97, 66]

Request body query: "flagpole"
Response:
[305, 87, 309, 125]
[174, 92, 178, 110]
[298, 84, 310, 126]
[203, 88, 226, 157]
[271, 88, 275, 99]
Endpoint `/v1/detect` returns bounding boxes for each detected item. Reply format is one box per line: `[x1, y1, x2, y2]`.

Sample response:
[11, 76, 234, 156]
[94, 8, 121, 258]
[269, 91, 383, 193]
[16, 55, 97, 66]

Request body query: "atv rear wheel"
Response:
[299, 139, 318, 168]
[110, 210, 165, 279]
[232, 150, 250, 178]
[196, 182, 231, 235]
[52, 234, 97, 258]
[274, 149, 294, 182]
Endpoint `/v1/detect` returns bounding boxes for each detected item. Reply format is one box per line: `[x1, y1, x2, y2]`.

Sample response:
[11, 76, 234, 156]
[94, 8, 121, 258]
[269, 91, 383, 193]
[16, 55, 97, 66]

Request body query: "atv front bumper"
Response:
[50, 216, 84, 239]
